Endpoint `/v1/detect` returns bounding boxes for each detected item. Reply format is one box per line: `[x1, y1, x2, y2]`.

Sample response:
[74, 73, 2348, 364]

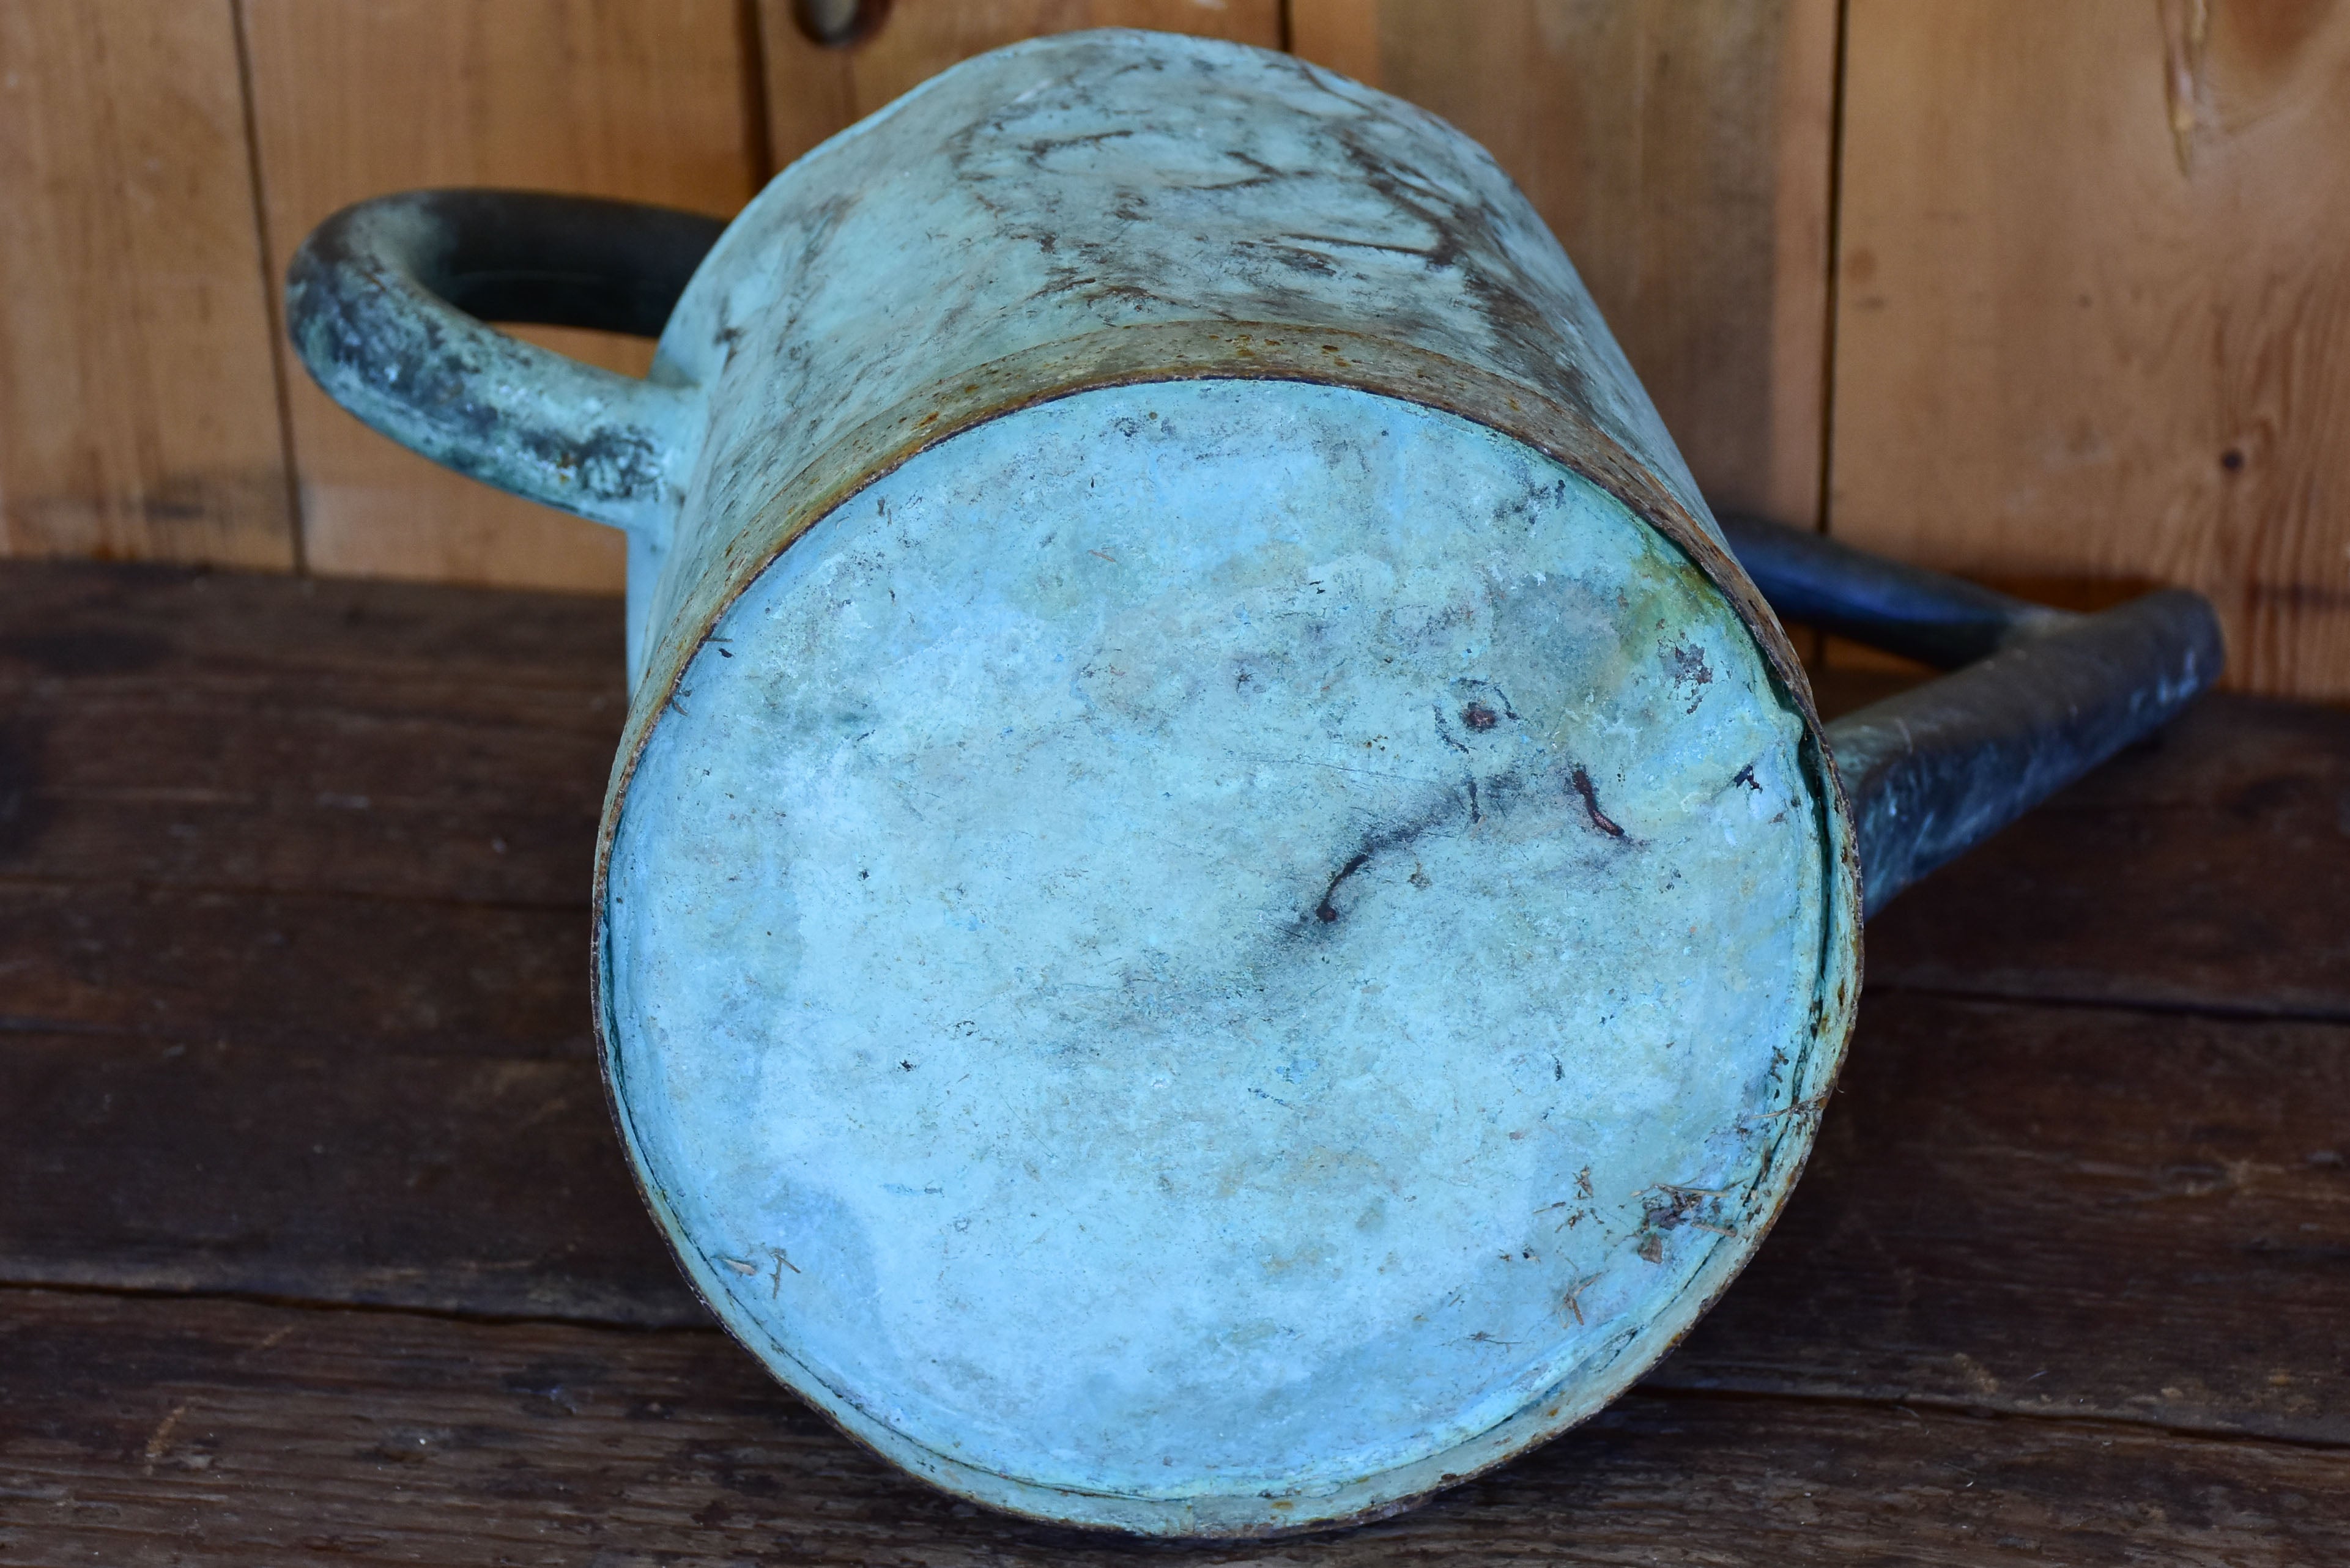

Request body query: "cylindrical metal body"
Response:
[606, 34, 1861, 1530]
[294, 30, 1866, 1536]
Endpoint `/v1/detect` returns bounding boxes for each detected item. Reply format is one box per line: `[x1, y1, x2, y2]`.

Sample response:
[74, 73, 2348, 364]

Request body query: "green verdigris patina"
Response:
[287, 28, 1862, 1537]
[604, 380, 1851, 1532]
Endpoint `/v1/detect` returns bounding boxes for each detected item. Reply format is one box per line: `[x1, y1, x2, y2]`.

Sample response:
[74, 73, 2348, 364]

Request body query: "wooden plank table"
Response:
[1, 560, 2344, 1564]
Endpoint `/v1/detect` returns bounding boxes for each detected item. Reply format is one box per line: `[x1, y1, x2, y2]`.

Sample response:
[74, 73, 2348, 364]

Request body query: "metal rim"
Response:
[587, 344, 1863, 1536]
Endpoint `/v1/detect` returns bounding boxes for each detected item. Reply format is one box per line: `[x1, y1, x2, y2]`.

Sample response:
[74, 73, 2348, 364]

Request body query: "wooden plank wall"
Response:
[1830, 0, 2350, 696]
[0, 2, 294, 569]
[1288, 0, 1839, 533]
[240, 0, 763, 593]
[0, 1, 2343, 698]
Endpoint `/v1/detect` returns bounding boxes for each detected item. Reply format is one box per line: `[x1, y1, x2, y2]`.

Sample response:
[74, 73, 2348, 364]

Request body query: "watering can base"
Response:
[281, 25, 2212, 1535]
[601, 379, 1852, 1533]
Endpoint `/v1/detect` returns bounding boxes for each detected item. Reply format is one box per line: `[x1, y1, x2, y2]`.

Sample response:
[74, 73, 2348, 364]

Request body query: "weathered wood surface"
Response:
[0, 563, 621, 908]
[240, 0, 761, 593]
[2, 560, 2347, 1561]
[5, 1288, 2344, 1567]
[10, 0, 2350, 705]
[0, 886, 591, 1057]
[1807, 665, 2350, 1017]
[10, 987, 2348, 1435]
[1864, 695, 2350, 1018]
[0, 1034, 688, 1326]
[1665, 994, 2350, 1444]
[0, 0, 295, 568]
[1830, 0, 2350, 700]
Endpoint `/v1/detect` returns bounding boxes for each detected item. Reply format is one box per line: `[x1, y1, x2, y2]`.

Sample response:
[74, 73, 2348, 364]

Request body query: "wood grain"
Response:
[0, 0, 294, 568]
[240, 0, 762, 593]
[9, 982, 2349, 1429]
[1664, 992, 2350, 1444]
[13, 563, 2333, 1019]
[1289, 0, 1840, 528]
[2, 1288, 2343, 1566]
[756, 0, 1285, 169]
[0, 555, 628, 685]
[0, 563, 623, 908]
[0, 1037, 700, 1325]
[1830, 0, 2350, 699]
[0, 883, 596, 1058]
[1863, 692, 2350, 1019]
[1, 564, 2344, 1433]
[6, 561, 2348, 1556]
[0, 665, 617, 908]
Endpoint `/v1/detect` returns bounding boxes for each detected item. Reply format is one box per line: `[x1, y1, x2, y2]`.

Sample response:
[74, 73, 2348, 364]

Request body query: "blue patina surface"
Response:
[286, 26, 1864, 1536]
[284, 24, 2220, 1529]
[604, 381, 1843, 1531]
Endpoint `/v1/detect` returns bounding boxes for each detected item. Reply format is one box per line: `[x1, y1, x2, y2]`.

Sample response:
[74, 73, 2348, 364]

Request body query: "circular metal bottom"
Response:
[601, 380, 1845, 1533]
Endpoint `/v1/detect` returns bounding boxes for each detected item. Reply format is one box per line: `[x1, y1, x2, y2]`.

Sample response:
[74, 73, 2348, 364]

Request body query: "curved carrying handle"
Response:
[1719, 515, 2223, 917]
[284, 190, 726, 535]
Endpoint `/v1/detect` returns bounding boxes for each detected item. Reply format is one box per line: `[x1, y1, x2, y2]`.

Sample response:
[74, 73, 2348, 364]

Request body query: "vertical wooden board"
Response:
[0, 0, 294, 568]
[755, 1, 859, 168]
[1831, 0, 2350, 699]
[242, 0, 761, 593]
[845, 1, 1284, 111]
[1291, 0, 1840, 528]
[756, 0, 1284, 169]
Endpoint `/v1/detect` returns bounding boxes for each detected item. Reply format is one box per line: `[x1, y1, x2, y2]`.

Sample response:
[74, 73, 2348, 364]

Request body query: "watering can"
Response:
[286, 31, 2218, 1536]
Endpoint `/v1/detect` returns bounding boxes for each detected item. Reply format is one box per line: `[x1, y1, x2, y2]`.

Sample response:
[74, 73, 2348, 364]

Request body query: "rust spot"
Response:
[1315, 849, 1371, 922]
[1665, 643, 1713, 714]
[1461, 701, 1498, 731]
[1570, 767, 1626, 838]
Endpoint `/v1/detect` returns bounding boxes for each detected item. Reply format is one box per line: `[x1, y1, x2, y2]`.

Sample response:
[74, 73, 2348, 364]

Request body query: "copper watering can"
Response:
[286, 31, 2218, 1537]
